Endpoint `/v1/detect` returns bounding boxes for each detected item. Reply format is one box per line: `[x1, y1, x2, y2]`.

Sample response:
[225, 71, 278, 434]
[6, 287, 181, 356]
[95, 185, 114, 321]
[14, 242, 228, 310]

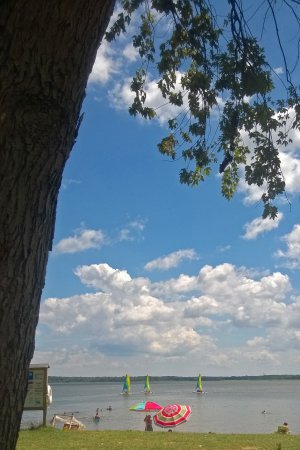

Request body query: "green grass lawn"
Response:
[17, 428, 300, 450]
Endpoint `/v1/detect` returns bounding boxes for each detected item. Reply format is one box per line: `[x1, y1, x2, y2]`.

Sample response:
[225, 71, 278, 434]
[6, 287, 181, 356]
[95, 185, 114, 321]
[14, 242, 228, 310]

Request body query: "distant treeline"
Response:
[49, 374, 300, 383]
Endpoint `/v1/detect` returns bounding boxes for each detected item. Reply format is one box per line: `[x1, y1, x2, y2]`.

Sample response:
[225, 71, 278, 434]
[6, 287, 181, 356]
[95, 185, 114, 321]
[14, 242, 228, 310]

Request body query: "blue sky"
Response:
[33, 2, 300, 377]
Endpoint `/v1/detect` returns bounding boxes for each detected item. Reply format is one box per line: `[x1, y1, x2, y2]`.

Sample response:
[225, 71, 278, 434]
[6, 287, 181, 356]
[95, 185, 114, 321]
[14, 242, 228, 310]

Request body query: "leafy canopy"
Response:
[106, 0, 300, 219]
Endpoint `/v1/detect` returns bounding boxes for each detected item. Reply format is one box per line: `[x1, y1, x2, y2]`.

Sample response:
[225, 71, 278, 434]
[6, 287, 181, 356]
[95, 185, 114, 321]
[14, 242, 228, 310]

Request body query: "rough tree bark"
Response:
[0, 1, 115, 448]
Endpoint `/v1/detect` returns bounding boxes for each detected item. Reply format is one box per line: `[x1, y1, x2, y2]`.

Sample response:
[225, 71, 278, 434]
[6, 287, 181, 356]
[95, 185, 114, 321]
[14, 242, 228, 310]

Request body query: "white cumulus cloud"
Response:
[54, 229, 105, 254]
[74, 263, 132, 292]
[275, 224, 300, 269]
[35, 261, 300, 375]
[145, 249, 199, 271]
[274, 66, 284, 75]
[242, 213, 283, 240]
[89, 40, 120, 85]
[117, 218, 147, 242]
[122, 43, 139, 62]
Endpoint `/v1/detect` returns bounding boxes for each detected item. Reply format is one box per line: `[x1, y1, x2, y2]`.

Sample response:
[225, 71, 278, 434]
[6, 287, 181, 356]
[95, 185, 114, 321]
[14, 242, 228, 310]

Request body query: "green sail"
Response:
[122, 374, 131, 394]
[144, 374, 151, 393]
[196, 374, 203, 392]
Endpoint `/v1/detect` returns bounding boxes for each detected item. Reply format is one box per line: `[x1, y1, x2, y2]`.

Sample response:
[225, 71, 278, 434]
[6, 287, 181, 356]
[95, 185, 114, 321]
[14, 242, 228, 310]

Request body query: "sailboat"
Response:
[194, 374, 203, 394]
[143, 374, 152, 394]
[121, 373, 131, 395]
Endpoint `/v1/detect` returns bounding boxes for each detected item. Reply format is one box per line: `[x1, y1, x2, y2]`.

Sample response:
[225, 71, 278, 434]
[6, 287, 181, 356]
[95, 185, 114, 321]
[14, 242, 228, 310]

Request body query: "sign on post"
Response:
[24, 364, 50, 426]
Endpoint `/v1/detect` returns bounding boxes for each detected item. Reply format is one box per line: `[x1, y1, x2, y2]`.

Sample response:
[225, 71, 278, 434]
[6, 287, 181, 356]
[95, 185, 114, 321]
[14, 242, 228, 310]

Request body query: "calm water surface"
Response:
[22, 380, 300, 434]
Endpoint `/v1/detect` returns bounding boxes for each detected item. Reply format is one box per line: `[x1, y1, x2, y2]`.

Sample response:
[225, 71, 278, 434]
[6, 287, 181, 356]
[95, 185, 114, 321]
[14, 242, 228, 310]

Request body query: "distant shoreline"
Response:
[49, 374, 300, 383]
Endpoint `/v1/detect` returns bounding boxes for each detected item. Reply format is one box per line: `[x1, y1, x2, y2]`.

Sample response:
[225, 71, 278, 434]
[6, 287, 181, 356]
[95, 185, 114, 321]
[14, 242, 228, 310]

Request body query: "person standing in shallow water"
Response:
[144, 414, 153, 431]
[94, 408, 100, 422]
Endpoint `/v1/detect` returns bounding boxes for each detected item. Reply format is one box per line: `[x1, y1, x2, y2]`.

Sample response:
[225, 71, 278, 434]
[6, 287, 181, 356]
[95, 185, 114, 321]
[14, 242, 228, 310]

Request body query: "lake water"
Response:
[21, 379, 300, 434]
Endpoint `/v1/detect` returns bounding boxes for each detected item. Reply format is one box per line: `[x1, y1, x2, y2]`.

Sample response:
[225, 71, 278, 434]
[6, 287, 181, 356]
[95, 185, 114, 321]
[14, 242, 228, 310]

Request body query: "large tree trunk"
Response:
[0, 1, 115, 448]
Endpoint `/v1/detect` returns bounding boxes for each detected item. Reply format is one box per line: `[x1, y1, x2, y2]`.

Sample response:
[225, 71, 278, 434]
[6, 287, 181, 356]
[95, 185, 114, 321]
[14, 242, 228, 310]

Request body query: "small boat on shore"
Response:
[50, 414, 85, 430]
[121, 374, 131, 395]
